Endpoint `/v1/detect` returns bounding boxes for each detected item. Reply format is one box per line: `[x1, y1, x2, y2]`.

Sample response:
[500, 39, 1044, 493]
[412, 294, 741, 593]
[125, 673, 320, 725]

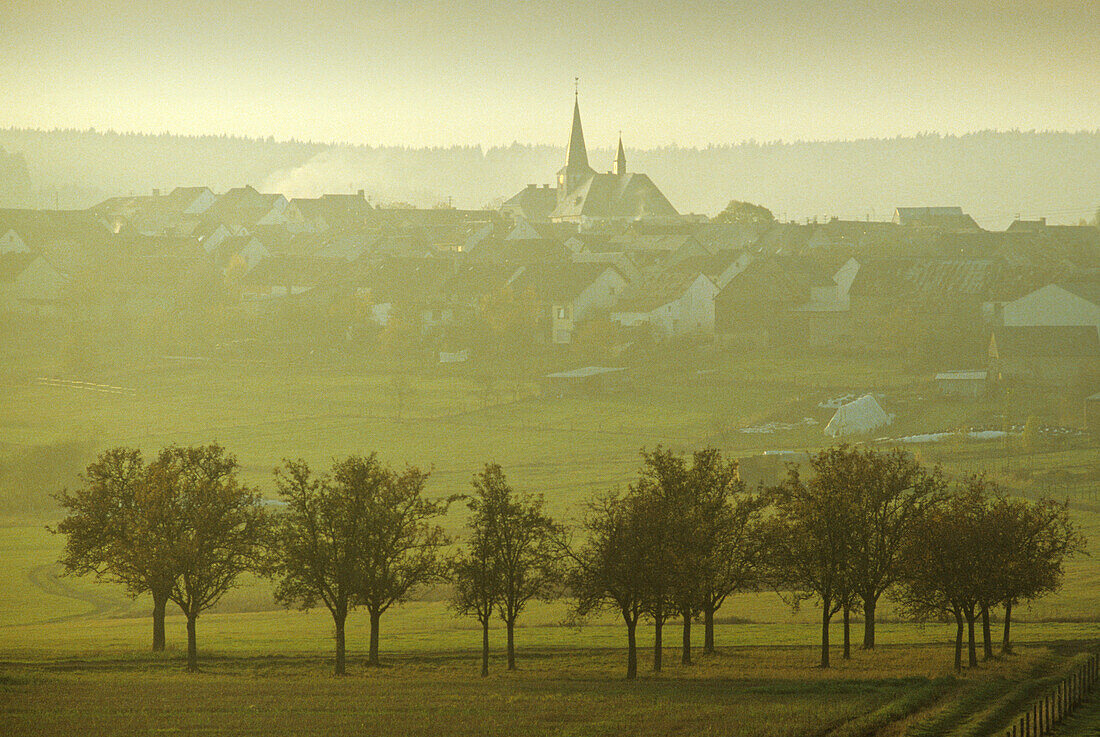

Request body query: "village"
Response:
[2, 98, 1100, 439]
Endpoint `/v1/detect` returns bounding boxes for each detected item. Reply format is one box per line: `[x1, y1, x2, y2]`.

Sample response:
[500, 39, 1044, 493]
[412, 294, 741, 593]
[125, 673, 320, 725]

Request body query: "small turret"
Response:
[613, 133, 626, 175]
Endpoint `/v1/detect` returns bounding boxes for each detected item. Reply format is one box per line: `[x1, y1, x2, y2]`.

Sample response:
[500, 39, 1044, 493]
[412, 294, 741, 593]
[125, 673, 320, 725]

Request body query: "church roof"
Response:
[550, 172, 679, 221]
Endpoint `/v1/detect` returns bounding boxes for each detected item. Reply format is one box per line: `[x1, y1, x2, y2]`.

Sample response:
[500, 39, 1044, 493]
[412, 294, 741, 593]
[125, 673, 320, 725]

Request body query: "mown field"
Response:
[2, 323, 1099, 735]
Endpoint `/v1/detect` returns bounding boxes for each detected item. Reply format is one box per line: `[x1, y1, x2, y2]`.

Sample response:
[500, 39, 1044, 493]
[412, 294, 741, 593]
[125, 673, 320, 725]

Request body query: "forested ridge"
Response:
[1, 127, 1098, 227]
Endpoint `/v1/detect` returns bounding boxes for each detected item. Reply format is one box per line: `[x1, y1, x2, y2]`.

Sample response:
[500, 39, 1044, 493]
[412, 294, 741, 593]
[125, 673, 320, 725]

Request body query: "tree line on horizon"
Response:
[4, 127, 1100, 221]
[53, 443, 1083, 677]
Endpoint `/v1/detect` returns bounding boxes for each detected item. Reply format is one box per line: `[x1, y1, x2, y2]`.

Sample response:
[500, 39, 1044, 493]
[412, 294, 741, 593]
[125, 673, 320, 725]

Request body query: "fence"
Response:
[1003, 652, 1099, 736]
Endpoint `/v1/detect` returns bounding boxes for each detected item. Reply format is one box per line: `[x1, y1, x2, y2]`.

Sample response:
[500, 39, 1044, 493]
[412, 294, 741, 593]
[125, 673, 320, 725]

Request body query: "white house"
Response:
[612, 273, 718, 337]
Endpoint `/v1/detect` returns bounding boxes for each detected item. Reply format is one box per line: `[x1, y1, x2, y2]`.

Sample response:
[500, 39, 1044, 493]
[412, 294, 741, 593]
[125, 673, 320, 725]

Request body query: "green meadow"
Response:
[2, 324, 1099, 735]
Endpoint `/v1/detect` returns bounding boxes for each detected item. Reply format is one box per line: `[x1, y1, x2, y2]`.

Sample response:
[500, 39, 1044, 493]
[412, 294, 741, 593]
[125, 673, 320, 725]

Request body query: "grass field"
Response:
[3, 326, 1100, 734]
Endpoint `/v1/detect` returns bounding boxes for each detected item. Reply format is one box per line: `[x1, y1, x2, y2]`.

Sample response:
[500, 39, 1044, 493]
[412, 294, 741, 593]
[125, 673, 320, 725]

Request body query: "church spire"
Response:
[565, 80, 590, 171]
[613, 132, 626, 175]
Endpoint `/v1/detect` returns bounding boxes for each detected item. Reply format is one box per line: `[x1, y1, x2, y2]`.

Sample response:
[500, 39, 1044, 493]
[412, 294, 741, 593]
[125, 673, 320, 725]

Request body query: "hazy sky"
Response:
[2, 1, 1098, 148]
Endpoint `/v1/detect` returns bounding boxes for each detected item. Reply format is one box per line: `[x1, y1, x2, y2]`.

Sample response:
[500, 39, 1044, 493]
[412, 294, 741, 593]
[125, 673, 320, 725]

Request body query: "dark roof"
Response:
[506, 262, 619, 303]
[1057, 279, 1100, 306]
[615, 271, 712, 312]
[467, 237, 570, 264]
[550, 172, 678, 220]
[991, 326, 1100, 358]
[0, 252, 38, 281]
[502, 185, 558, 222]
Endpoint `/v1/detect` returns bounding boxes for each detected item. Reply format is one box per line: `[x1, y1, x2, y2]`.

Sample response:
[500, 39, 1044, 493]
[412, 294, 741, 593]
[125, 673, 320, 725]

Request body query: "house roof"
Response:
[615, 271, 712, 313]
[240, 256, 345, 288]
[991, 326, 1100, 358]
[507, 262, 620, 303]
[502, 185, 559, 222]
[0, 252, 39, 282]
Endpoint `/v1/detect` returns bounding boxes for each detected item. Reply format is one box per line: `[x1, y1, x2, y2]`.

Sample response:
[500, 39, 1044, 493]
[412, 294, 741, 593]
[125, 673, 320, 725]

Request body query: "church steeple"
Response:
[565, 87, 590, 171]
[613, 132, 626, 175]
[557, 80, 594, 199]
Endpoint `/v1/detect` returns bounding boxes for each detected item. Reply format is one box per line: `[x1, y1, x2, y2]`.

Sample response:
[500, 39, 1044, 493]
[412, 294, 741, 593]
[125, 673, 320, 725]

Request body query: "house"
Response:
[0, 209, 113, 273]
[989, 326, 1100, 387]
[290, 191, 374, 232]
[935, 370, 989, 399]
[1000, 283, 1100, 338]
[612, 272, 718, 337]
[501, 184, 559, 223]
[202, 186, 301, 230]
[0, 252, 67, 314]
[92, 187, 216, 235]
[238, 256, 344, 302]
[212, 235, 271, 275]
[892, 207, 981, 231]
[507, 263, 629, 344]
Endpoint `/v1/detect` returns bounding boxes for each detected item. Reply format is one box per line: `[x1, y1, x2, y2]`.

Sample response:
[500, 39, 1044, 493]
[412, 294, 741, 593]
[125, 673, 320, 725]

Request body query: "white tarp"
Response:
[824, 394, 892, 437]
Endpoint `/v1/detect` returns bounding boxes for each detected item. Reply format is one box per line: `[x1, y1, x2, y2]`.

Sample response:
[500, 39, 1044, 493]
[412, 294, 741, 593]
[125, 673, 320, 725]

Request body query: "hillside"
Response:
[1, 128, 1098, 228]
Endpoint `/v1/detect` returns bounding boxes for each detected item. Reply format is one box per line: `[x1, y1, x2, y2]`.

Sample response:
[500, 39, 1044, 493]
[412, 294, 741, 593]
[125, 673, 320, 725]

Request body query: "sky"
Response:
[1, 1, 1098, 148]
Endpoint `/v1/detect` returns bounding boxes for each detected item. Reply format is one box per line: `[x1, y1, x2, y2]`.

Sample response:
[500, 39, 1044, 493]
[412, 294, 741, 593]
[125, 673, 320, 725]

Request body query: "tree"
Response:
[896, 484, 988, 670]
[271, 459, 371, 675]
[449, 527, 500, 677]
[712, 200, 775, 227]
[146, 444, 269, 672]
[469, 464, 559, 671]
[53, 447, 176, 652]
[816, 446, 946, 650]
[566, 490, 651, 679]
[765, 465, 858, 668]
[629, 448, 687, 672]
[682, 448, 764, 658]
[351, 455, 450, 666]
[986, 490, 1084, 655]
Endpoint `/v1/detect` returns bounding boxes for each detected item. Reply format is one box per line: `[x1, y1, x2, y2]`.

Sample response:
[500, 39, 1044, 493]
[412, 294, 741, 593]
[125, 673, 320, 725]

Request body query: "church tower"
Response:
[613, 133, 626, 175]
[557, 85, 594, 202]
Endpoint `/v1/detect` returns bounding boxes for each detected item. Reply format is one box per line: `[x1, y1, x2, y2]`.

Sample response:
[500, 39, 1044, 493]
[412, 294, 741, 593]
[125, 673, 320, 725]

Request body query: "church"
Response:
[503, 94, 680, 226]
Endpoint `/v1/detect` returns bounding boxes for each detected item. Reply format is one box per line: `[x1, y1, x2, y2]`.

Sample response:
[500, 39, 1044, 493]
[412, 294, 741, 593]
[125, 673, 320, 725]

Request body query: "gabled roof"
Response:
[240, 256, 345, 288]
[991, 326, 1100, 358]
[0, 252, 39, 282]
[502, 185, 559, 223]
[550, 173, 678, 221]
[506, 262, 621, 303]
[615, 271, 714, 313]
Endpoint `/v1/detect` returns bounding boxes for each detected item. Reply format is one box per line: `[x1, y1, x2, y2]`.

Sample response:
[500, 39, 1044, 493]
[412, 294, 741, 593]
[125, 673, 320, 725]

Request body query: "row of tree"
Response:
[54, 443, 1082, 677]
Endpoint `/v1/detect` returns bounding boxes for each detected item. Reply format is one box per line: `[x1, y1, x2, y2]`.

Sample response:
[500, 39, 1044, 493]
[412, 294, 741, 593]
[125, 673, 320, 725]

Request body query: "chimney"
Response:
[357, 189, 365, 199]
[1039, 217, 1046, 226]
[152, 188, 161, 197]
[527, 184, 537, 188]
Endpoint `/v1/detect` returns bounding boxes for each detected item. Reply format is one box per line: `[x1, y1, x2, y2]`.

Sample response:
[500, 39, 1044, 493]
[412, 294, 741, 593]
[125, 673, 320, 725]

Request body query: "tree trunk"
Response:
[152, 590, 168, 652]
[368, 609, 381, 666]
[842, 604, 851, 660]
[981, 605, 993, 660]
[506, 617, 516, 671]
[1002, 600, 1013, 655]
[703, 605, 716, 654]
[966, 612, 977, 667]
[862, 596, 876, 649]
[653, 616, 663, 672]
[681, 611, 692, 666]
[625, 614, 637, 680]
[481, 617, 490, 677]
[186, 614, 198, 673]
[334, 609, 347, 676]
[954, 610, 964, 672]
[820, 596, 831, 669]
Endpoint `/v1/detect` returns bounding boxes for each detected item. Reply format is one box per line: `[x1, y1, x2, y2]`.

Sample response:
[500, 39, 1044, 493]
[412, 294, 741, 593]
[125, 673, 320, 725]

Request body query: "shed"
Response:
[934, 370, 988, 399]
[824, 395, 892, 437]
